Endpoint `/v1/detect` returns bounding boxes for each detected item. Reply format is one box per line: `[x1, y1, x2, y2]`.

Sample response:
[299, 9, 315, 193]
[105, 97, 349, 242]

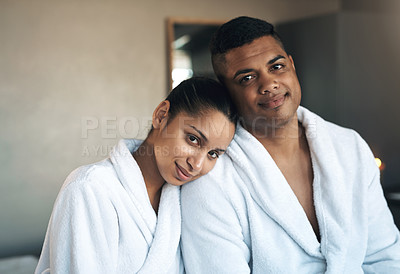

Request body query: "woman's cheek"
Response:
[174, 144, 197, 157]
[201, 161, 214, 176]
[154, 145, 170, 157]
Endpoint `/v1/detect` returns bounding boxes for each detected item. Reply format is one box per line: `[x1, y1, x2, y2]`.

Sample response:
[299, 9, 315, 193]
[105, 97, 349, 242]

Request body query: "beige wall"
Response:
[0, 0, 340, 257]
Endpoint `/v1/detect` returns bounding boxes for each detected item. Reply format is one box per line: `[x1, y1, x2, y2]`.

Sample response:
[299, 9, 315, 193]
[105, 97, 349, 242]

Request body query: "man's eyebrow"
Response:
[233, 55, 286, 79]
[234, 68, 253, 79]
[268, 55, 286, 65]
[190, 125, 208, 143]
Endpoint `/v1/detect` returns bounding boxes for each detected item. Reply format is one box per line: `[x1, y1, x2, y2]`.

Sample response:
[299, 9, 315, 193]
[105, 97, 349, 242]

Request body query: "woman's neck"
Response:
[132, 139, 165, 213]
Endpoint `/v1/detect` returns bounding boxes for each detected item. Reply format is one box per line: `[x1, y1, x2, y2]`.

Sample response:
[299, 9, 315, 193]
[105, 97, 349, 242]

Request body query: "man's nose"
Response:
[258, 72, 279, 94]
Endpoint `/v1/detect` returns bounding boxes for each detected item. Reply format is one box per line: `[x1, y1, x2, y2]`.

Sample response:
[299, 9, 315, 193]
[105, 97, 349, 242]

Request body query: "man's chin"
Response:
[241, 113, 297, 136]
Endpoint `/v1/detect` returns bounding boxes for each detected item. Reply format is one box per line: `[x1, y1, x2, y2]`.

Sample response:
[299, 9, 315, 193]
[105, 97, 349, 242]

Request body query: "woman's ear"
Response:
[152, 100, 170, 129]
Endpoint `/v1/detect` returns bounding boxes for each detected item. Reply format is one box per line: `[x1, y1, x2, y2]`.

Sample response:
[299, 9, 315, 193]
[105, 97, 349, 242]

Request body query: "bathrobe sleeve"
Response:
[362, 162, 400, 272]
[39, 173, 120, 274]
[181, 170, 251, 274]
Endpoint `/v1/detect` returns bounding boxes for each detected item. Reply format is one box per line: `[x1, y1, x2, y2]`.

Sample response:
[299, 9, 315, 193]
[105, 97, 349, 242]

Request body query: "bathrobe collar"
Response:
[227, 106, 350, 265]
[110, 139, 182, 273]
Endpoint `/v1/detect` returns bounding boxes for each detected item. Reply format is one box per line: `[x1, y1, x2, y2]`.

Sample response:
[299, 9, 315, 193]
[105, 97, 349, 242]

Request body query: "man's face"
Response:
[218, 36, 302, 135]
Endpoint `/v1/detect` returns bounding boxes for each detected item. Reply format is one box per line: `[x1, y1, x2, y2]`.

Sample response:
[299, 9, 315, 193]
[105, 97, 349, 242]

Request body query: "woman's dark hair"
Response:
[166, 77, 237, 124]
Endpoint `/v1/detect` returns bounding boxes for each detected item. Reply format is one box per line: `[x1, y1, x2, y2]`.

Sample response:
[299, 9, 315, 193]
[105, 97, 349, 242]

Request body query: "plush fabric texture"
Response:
[181, 106, 400, 274]
[36, 139, 183, 274]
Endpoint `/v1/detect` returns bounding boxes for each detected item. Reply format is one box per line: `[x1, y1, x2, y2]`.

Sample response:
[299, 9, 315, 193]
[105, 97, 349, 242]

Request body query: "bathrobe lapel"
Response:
[298, 107, 351, 272]
[228, 125, 322, 257]
[227, 106, 351, 265]
[110, 140, 181, 273]
[138, 184, 181, 274]
[110, 139, 157, 244]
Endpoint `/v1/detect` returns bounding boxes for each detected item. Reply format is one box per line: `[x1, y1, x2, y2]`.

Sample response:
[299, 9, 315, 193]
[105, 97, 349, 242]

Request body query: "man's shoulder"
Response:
[322, 119, 361, 142]
[300, 106, 374, 167]
[181, 153, 245, 206]
[299, 106, 365, 143]
[182, 155, 231, 192]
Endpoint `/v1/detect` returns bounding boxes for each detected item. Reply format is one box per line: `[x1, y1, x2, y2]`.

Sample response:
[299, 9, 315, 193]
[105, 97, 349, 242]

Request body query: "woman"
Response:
[35, 77, 237, 274]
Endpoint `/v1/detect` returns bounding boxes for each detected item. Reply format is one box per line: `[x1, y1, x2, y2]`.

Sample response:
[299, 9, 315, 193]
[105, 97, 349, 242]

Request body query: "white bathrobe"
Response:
[181, 106, 400, 273]
[36, 139, 184, 274]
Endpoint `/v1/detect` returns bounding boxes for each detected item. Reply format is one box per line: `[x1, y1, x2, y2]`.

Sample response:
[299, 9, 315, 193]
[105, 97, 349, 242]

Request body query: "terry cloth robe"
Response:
[181, 106, 400, 274]
[36, 139, 184, 274]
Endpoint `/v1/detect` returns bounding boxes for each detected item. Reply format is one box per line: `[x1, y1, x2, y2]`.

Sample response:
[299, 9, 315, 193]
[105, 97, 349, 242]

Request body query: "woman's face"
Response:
[153, 109, 235, 186]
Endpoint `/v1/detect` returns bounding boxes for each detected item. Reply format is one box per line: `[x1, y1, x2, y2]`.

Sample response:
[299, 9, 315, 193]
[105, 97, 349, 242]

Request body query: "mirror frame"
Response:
[166, 17, 226, 91]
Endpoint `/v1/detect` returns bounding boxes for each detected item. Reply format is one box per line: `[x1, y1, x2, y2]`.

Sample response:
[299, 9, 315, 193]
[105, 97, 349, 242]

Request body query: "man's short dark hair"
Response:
[209, 16, 284, 56]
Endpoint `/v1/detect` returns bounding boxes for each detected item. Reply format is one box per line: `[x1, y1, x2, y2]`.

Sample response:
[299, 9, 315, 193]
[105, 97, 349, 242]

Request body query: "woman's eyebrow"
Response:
[190, 125, 208, 142]
[190, 125, 227, 152]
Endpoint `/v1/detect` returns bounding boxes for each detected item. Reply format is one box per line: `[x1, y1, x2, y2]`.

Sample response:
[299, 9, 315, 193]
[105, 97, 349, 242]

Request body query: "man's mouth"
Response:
[259, 94, 287, 109]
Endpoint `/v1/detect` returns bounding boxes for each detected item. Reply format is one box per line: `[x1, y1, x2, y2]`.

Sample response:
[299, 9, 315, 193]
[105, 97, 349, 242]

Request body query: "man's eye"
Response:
[239, 75, 254, 84]
[271, 64, 284, 71]
[208, 151, 219, 159]
[187, 135, 199, 145]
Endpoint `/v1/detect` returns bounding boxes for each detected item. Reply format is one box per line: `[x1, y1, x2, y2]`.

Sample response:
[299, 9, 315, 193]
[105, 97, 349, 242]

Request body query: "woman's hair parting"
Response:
[165, 77, 237, 124]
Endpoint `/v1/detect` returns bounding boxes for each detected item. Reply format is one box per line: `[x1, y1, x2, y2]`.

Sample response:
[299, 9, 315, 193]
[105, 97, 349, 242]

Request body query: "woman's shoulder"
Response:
[59, 159, 120, 198]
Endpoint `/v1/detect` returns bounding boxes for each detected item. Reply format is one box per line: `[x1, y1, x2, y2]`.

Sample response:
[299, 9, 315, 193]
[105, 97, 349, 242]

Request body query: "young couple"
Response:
[36, 16, 400, 273]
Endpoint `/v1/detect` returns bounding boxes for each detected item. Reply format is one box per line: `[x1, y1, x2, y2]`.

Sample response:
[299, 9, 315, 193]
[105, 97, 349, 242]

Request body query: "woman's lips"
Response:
[175, 163, 192, 181]
[259, 95, 285, 109]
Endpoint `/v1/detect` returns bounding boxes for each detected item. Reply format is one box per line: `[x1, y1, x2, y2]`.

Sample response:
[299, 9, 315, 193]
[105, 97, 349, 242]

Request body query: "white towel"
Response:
[181, 106, 400, 273]
[36, 139, 183, 274]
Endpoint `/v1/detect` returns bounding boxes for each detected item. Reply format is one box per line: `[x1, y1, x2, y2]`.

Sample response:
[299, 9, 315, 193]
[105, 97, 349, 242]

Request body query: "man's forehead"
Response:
[225, 37, 285, 64]
[214, 37, 285, 77]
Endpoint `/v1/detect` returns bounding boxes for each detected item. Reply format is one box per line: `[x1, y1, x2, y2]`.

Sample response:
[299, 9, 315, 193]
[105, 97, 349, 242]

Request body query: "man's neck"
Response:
[247, 116, 307, 161]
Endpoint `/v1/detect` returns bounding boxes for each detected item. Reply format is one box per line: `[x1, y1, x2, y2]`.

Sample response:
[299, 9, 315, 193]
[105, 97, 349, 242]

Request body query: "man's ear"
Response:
[152, 100, 170, 129]
[288, 55, 296, 70]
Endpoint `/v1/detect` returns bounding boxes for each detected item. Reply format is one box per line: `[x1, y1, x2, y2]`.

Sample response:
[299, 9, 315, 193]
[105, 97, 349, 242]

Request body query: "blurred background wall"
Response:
[277, 0, 400, 229]
[278, 0, 400, 190]
[1, 0, 398, 258]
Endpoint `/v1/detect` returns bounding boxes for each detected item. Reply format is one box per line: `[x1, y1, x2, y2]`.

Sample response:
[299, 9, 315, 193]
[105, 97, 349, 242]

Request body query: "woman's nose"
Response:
[187, 152, 206, 172]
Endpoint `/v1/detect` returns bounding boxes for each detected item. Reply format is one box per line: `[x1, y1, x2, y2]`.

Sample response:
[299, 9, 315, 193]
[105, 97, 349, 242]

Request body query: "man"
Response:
[180, 16, 400, 273]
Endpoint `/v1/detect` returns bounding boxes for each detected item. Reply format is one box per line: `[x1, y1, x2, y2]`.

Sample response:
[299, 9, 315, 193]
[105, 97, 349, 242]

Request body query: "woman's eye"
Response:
[208, 151, 219, 159]
[187, 135, 199, 145]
